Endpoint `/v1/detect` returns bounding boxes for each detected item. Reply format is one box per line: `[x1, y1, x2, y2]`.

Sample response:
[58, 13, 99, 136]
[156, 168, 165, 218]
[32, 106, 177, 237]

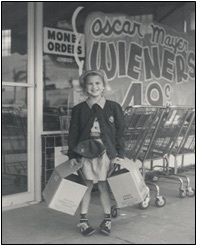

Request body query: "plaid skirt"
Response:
[81, 152, 111, 182]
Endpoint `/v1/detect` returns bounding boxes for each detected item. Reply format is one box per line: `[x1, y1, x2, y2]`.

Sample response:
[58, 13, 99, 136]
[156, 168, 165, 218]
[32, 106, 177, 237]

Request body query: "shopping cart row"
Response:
[123, 105, 195, 210]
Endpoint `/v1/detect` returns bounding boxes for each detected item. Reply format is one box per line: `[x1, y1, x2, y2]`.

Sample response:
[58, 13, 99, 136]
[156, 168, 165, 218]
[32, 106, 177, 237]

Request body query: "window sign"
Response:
[85, 12, 195, 107]
[43, 27, 85, 57]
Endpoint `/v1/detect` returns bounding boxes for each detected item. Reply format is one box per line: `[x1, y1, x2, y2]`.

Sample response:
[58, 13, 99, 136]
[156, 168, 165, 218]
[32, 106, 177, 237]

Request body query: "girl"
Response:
[67, 70, 125, 236]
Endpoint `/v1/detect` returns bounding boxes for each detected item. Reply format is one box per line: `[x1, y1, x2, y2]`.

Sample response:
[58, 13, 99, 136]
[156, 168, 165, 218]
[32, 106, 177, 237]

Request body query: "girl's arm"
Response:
[67, 106, 80, 159]
[114, 103, 125, 158]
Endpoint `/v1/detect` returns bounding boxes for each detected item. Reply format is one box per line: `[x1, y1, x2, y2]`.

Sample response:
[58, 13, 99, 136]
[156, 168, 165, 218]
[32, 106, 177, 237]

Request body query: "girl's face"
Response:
[85, 75, 105, 98]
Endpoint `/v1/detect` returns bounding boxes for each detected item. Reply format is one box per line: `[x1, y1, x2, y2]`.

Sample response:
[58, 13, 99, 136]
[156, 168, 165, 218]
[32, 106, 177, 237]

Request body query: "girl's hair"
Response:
[79, 70, 110, 92]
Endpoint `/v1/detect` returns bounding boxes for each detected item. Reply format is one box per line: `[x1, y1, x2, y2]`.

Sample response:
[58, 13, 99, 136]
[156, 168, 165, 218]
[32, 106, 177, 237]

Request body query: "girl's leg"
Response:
[78, 180, 95, 236]
[80, 180, 94, 214]
[98, 181, 112, 235]
[98, 181, 111, 214]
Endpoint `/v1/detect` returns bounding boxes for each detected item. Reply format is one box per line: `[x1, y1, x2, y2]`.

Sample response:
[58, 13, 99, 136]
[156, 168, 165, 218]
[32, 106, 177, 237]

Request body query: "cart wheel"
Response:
[155, 196, 166, 207]
[111, 205, 118, 218]
[186, 187, 195, 197]
[152, 176, 159, 182]
[139, 200, 150, 210]
[179, 189, 186, 198]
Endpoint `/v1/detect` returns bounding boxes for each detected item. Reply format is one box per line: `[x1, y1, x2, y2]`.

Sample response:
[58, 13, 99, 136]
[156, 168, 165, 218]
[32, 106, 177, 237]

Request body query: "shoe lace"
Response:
[77, 222, 89, 232]
[104, 220, 111, 230]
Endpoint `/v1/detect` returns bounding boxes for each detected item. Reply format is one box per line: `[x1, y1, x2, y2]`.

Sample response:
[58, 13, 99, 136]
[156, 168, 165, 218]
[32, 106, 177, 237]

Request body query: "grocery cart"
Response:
[167, 108, 195, 197]
[124, 106, 166, 163]
[141, 106, 195, 198]
[2, 106, 27, 186]
[170, 108, 195, 172]
[123, 106, 167, 209]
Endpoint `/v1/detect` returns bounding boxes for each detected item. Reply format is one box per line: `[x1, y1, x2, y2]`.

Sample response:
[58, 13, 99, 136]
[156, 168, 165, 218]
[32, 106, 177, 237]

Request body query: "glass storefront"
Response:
[1, 2, 195, 207]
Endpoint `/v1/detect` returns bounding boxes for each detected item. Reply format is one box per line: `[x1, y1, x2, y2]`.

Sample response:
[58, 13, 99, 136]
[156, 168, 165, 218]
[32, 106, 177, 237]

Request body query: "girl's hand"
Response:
[108, 157, 124, 176]
[111, 157, 124, 164]
[116, 157, 124, 162]
[69, 158, 80, 167]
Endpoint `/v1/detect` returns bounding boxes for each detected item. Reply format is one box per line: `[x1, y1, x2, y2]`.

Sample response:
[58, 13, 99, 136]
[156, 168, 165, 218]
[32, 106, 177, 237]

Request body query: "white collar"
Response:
[86, 96, 106, 109]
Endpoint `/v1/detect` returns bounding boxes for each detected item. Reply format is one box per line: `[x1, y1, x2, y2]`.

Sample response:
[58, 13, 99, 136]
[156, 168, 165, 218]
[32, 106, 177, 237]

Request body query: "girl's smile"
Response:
[86, 75, 105, 98]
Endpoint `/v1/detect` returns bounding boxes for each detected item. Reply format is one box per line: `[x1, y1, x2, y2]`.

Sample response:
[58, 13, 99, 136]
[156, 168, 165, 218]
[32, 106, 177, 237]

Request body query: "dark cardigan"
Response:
[67, 100, 125, 160]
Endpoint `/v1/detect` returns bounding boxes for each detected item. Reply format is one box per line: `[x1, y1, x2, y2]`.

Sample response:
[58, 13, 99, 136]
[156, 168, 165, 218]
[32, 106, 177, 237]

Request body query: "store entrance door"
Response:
[2, 3, 35, 207]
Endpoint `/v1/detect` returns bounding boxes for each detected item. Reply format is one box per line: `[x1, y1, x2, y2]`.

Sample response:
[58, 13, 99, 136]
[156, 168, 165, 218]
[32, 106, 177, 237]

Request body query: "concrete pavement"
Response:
[2, 169, 195, 245]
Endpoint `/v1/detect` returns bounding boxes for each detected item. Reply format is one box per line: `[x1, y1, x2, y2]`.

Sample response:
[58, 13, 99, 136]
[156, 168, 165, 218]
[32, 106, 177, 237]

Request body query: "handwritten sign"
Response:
[85, 12, 195, 107]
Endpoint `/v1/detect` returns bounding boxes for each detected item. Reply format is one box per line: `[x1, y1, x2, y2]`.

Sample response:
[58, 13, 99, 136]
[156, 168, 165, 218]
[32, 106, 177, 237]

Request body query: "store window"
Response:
[42, 2, 195, 132]
[43, 3, 85, 132]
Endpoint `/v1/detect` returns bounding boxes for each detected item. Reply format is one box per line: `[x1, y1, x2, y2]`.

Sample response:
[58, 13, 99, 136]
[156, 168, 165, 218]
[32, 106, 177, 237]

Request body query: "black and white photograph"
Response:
[2, 1, 195, 245]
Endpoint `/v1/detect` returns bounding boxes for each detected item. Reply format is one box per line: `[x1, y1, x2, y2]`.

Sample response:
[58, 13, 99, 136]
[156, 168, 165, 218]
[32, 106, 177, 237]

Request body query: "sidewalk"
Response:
[2, 169, 195, 245]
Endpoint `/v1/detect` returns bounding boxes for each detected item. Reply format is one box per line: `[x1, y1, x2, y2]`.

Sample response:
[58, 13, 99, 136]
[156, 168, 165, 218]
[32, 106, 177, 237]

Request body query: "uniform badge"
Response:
[80, 148, 85, 153]
[109, 116, 114, 123]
